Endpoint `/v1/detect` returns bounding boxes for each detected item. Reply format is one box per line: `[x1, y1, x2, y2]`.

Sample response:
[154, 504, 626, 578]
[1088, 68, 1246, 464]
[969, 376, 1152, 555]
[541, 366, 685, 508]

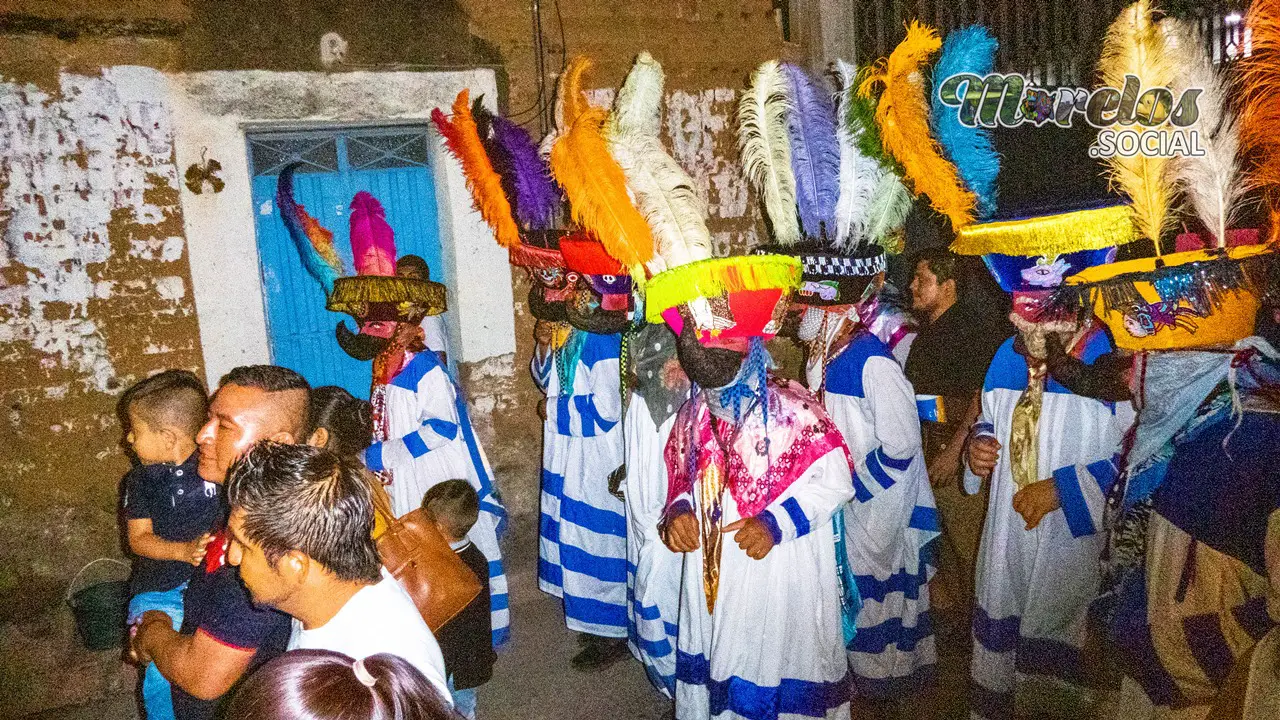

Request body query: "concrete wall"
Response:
[0, 1, 788, 714]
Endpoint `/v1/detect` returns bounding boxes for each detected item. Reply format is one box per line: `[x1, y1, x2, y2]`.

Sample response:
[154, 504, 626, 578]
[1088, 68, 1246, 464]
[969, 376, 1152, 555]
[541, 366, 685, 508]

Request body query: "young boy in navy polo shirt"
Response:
[120, 370, 220, 720]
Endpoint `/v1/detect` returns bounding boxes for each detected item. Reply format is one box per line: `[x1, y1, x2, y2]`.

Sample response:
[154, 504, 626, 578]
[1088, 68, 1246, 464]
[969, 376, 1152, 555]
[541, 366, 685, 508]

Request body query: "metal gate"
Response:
[247, 126, 445, 398]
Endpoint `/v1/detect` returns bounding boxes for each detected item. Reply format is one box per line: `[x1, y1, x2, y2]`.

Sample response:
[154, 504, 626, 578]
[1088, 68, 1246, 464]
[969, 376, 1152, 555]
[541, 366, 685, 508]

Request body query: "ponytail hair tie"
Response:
[352, 657, 377, 688]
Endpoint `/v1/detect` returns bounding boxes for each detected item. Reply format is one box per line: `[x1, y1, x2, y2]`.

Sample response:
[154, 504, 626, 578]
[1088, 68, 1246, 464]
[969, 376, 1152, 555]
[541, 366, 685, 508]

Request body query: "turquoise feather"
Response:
[931, 26, 1001, 219]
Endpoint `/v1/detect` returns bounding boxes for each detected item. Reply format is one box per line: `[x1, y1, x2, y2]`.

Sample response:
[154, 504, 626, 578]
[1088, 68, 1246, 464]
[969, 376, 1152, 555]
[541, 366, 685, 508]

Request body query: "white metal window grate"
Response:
[248, 129, 431, 177]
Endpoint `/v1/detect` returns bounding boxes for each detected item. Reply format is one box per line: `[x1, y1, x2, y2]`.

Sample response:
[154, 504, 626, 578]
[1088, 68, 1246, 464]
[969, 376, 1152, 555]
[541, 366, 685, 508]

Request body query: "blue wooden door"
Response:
[248, 128, 445, 399]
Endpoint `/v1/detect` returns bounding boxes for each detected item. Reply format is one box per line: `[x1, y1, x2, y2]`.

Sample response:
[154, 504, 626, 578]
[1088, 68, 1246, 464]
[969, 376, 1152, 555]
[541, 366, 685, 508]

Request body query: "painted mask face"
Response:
[1010, 290, 1070, 324]
[585, 273, 633, 312]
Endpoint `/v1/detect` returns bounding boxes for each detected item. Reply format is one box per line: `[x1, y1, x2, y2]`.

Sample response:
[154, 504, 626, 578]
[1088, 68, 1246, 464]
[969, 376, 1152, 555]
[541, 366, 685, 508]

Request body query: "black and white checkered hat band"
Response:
[800, 251, 886, 278]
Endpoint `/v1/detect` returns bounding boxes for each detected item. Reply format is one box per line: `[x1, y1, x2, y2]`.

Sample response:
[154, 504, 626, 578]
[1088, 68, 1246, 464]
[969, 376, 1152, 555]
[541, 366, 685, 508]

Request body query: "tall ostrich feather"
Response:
[781, 63, 842, 241]
[831, 60, 882, 247]
[431, 90, 521, 248]
[605, 52, 711, 273]
[931, 25, 1001, 219]
[348, 191, 397, 277]
[276, 162, 345, 294]
[1162, 19, 1244, 248]
[1238, 0, 1280, 233]
[490, 115, 563, 230]
[739, 60, 801, 245]
[1098, 0, 1178, 250]
[551, 106, 656, 274]
[861, 21, 977, 231]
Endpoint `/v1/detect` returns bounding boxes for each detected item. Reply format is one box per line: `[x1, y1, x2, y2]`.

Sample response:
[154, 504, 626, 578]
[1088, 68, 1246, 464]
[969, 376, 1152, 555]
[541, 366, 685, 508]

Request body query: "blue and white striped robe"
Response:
[624, 393, 681, 695]
[533, 332, 628, 638]
[963, 332, 1133, 720]
[810, 330, 940, 697]
[364, 349, 511, 646]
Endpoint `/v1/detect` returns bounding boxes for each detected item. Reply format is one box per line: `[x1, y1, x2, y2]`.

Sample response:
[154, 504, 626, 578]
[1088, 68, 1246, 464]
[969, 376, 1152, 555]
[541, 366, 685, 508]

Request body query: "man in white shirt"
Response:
[223, 441, 451, 702]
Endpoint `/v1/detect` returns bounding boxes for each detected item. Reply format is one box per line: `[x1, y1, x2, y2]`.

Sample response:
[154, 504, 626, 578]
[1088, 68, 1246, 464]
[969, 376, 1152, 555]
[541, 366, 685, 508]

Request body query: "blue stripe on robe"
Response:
[781, 497, 810, 538]
[850, 612, 933, 654]
[560, 495, 627, 537]
[563, 593, 627, 629]
[677, 651, 852, 720]
[972, 607, 1021, 654]
[908, 505, 940, 532]
[855, 565, 930, 603]
[560, 543, 627, 583]
[865, 450, 896, 491]
[1053, 464, 1096, 538]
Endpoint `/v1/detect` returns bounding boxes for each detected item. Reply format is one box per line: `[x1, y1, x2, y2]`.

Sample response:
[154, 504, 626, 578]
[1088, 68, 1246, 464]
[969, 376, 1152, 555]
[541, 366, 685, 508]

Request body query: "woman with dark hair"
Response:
[308, 386, 375, 459]
[228, 650, 464, 720]
[307, 386, 395, 535]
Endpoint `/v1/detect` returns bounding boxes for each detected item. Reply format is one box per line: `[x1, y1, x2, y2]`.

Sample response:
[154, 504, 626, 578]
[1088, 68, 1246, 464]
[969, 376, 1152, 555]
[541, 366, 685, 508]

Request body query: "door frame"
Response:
[166, 68, 516, 388]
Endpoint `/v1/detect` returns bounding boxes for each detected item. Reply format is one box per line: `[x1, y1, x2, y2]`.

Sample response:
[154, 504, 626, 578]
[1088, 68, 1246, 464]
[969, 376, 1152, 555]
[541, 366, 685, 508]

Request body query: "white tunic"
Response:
[808, 329, 940, 697]
[672, 446, 855, 720]
[964, 333, 1134, 720]
[365, 350, 511, 645]
[533, 332, 628, 638]
[624, 394, 682, 696]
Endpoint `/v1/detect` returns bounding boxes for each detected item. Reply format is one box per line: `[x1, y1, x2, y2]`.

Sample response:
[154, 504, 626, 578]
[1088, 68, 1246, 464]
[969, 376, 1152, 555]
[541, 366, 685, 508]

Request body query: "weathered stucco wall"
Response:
[0, 67, 201, 714]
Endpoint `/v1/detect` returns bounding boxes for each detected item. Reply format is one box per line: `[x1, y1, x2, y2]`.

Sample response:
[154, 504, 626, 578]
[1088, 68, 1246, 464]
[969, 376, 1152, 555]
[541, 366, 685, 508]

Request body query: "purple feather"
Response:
[782, 63, 841, 241]
[490, 116, 562, 230]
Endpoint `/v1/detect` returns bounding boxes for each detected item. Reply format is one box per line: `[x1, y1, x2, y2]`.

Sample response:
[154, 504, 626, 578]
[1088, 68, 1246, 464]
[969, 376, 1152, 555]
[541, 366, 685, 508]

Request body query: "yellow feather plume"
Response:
[1098, 0, 1178, 251]
[1239, 0, 1280, 232]
[559, 56, 593, 131]
[860, 22, 976, 230]
[550, 106, 655, 274]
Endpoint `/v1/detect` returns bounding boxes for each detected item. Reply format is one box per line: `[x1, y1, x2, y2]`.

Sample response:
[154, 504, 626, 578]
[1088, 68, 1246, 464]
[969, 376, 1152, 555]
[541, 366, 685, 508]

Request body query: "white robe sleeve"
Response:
[364, 364, 461, 472]
[544, 353, 622, 438]
[758, 448, 855, 544]
[849, 356, 924, 505]
[962, 387, 999, 497]
[531, 347, 554, 393]
[1050, 455, 1120, 539]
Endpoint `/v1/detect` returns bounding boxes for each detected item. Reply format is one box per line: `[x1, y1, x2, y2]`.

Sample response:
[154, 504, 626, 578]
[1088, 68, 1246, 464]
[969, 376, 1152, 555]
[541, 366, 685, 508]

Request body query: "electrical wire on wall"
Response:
[508, 0, 567, 138]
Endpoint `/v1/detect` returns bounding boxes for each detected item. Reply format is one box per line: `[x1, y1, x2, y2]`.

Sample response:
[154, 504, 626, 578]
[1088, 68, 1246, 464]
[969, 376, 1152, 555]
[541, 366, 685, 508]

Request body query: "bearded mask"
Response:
[565, 281, 630, 335]
[675, 319, 746, 389]
[1009, 290, 1080, 359]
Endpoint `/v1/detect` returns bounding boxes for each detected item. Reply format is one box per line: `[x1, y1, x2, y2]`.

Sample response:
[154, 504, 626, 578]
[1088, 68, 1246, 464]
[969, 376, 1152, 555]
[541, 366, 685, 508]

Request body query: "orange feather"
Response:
[559, 56, 594, 131]
[432, 90, 521, 248]
[860, 22, 976, 230]
[550, 106, 655, 273]
[1240, 0, 1280, 231]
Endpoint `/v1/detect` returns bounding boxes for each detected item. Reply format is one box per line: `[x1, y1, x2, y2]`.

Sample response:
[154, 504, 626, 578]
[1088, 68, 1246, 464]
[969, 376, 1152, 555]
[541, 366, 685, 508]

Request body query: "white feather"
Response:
[832, 59, 880, 249]
[1162, 19, 1245, 247]
[865, 171, 913, 246]
[608, 51, 664, 138]
[739, 61, 801, 245]
[606, 52, 712, 273]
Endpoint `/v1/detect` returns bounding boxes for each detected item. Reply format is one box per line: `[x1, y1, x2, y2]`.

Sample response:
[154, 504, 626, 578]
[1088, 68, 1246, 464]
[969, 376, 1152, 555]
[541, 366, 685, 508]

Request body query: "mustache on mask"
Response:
[565, 298, 631, 335]
[335, 321, 392, 361]
[528, 286, 569, 322]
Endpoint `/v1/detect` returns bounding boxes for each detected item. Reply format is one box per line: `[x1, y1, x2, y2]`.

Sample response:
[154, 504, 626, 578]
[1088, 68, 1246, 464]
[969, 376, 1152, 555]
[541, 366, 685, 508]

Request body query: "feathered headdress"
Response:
[781, 63, 841, 242]
[549, 56, 655, 276]
[1239, 0, 1280, 234]
[1098, 0, 1178, 251]
[605, 52, 712, 275]
[739, 61, 801, 245]
[834, 60, 912, 249]
[931, 25, 1001, 220]
[276, 163, 346, 294]
[431, 90, 522, 249]
[489, 114, 563, 231]
[1161, 19, 1244, 249]
[861, 22, 977, 231]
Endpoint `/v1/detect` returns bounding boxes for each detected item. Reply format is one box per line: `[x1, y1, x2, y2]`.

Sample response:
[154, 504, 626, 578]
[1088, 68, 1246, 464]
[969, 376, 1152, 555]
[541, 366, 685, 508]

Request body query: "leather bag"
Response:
[376, 508, 482, 631]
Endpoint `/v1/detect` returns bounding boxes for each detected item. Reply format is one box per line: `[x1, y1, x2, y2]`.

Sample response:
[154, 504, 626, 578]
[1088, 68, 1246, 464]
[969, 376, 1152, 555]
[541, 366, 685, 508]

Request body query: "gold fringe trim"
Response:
[327, 276, 447, 317]
[951, 205, 1137, 257]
